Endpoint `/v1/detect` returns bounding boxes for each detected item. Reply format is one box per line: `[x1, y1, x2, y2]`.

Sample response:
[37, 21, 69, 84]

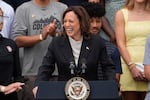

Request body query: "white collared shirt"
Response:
[0, 0, 14, 38]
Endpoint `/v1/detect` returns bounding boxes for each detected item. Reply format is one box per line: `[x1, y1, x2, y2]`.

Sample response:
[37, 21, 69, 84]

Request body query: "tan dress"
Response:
[120, 8, 150, 91]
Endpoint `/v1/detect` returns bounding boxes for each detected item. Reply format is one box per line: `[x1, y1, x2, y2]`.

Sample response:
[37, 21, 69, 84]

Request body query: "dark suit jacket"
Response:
[36, 35, 115, 85]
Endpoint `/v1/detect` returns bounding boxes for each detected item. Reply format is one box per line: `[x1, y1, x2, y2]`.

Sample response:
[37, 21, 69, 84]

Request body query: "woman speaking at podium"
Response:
[33, 6, 115, 97]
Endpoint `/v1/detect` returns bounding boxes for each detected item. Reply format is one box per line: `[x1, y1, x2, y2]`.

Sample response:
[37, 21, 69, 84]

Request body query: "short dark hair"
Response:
[62, 6, 91, 39]
[81, 2, 105, 18]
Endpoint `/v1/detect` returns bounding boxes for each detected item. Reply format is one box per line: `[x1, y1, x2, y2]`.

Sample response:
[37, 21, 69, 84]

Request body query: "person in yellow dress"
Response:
[115, 0, 150, 100]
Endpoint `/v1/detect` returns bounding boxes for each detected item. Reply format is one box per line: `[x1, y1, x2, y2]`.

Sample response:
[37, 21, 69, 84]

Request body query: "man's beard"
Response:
[90, 27, 100, 35]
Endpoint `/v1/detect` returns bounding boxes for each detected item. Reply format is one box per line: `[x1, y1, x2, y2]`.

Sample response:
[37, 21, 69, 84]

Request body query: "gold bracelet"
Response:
[0, 86, 6, 92]
[127, 62, 134, 66]
[39, 34, 43, 41]
[129, 63, 135, 71]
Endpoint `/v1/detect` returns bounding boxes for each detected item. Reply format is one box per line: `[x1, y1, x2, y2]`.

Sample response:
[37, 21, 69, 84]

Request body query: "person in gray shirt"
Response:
[11, 0, 67, 100]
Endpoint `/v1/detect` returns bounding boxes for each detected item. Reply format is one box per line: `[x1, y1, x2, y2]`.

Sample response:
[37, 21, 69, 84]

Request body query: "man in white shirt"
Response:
[0, 0, 14, 38]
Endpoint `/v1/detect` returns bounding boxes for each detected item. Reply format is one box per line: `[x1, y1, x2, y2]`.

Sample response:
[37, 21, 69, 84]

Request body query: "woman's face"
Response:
[63, 11, 81, 40]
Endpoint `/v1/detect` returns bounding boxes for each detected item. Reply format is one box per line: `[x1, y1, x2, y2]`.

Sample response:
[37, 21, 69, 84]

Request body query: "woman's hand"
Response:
[41, 19, 57, 40]
[0, 82, 24, 95]
[130, 66, 147, 81]
[32, 86, 38, 98]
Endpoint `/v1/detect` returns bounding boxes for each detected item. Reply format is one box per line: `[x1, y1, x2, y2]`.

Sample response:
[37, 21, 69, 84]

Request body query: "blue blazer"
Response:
[36, 35, 115, 84]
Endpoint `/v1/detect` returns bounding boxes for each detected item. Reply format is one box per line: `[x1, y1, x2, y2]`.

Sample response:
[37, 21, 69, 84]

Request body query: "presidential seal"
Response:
[65, 77, 90, 100]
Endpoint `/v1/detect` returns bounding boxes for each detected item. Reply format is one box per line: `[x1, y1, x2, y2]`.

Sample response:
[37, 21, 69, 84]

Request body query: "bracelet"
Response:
[39, 34, 43, 41]
[127, 62, 134, 66]
[0, 86, 6, 92]
[129, 63, 135, 71]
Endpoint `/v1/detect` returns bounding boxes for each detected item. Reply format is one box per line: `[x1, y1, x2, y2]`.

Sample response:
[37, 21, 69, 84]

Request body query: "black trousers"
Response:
[0, 92, 18, 100]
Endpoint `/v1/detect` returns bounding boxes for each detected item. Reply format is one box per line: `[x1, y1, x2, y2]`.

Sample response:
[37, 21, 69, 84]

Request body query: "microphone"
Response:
[69, 61, 75, 75]
[81, 58, 87, 74]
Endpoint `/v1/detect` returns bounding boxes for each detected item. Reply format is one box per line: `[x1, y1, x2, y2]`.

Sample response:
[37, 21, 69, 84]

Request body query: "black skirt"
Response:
[0, 92, 18, 100]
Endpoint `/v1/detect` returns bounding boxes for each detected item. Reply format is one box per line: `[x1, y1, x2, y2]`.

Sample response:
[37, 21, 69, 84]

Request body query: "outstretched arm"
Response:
[0, 82, 24, 95]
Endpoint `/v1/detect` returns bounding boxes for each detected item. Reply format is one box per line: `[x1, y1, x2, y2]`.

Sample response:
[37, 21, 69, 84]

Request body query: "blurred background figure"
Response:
[0, 0, 14, 38]
[81, 2, 122, 96]
[0, 7, 24, 100]
[104, 0, 125, 29]
[3, 0, 30, 11]
[103, 0, 125, 41]
[144, 35, 150, 100]
[115, 0, 150, 100]
[89, 0, 125, 42]
[88, 0, 116, 43]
